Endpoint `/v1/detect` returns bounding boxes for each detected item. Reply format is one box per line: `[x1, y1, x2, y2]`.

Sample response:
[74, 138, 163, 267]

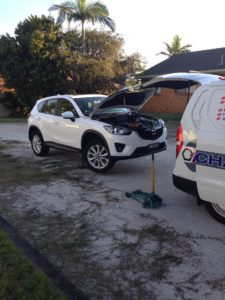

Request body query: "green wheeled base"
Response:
[125, 190, 162, 208]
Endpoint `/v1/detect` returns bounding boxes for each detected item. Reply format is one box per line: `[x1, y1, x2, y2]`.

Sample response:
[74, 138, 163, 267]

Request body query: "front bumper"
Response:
[112, 141, 167, 160]
[107, 127, 167, 157]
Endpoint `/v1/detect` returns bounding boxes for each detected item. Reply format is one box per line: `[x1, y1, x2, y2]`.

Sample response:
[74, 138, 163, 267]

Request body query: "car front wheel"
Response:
[31, 131, 49, 156]
[206, 202, 225, 224]
[83, 139, 115, 173]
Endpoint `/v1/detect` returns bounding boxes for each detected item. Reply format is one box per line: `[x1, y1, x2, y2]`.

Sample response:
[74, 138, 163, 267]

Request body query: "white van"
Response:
[140, 73, 225, 224]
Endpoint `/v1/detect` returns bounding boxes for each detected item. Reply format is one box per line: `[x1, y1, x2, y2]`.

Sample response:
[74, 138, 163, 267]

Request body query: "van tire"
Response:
[205, 202, 225, 224]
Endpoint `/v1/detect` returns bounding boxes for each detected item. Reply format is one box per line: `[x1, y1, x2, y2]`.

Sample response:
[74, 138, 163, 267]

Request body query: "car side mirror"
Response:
[61, 111, 75, 121]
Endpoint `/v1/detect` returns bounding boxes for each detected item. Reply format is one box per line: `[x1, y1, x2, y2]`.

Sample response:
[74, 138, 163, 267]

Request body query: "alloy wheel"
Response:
[87, 144, 109, 169]
[212, 203, 225, 218]
[32, 134, 42, 154]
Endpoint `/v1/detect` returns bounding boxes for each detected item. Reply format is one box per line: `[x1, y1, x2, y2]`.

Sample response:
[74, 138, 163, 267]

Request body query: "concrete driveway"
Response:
[0, 122, 225, 300]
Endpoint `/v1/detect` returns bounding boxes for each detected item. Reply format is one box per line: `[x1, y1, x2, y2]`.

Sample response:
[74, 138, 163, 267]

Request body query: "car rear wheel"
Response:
[31, 131, 49, 156]
[206, 202, 225, 224]
[83, 139, 115, 173]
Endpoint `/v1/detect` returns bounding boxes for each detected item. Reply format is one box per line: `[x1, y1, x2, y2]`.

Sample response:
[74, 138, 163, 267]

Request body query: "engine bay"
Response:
[91, 109, 164, 140]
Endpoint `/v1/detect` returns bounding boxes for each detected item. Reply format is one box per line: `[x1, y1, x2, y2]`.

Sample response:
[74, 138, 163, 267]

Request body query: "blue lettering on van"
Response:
[194, 151, 225, 170]
[194, 153, 208, 164]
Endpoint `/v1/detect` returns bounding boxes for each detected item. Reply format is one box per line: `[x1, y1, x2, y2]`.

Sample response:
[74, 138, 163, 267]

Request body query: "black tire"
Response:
[205, 202, 225, 224]
[31, 131, 49, 156]
[83, 139, 115, 173]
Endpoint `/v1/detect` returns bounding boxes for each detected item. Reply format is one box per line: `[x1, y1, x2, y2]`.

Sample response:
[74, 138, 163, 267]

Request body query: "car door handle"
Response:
[37, 117, 41, 121]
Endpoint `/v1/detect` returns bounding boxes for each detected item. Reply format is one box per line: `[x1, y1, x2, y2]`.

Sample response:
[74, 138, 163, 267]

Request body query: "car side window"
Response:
[37, 100, 47, 112]
[59, 99, 78, 117]
[42, 99, 58, 115]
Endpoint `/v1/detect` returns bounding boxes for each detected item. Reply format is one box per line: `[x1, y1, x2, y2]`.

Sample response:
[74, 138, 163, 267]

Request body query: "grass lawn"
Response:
[0, 228, 65, 300]
[0, 117, 27, 122]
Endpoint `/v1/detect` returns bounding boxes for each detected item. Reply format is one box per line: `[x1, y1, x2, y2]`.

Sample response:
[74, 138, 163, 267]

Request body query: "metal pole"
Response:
[152, 153, 155, 194]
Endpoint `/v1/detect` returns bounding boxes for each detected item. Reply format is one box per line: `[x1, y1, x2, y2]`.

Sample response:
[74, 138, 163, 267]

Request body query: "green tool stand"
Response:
[126, 190, 162, 208]
[126, 153, 163, 208]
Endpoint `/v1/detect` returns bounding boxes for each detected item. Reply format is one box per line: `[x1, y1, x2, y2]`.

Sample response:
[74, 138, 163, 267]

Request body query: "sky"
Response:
[0, 0, 225, 68]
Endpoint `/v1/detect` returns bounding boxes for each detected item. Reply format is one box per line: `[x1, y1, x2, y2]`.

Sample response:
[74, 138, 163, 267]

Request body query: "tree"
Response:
[61, 30, 145, 94]
[61, 30, 123, 93]
[0, 17, 145, 107]
[118, 52, 146, 78]
[0, 92, 21, 115]
[157, 34, 192, 57]
[0, 15, 68, 108]
[49, 0, 115, 50]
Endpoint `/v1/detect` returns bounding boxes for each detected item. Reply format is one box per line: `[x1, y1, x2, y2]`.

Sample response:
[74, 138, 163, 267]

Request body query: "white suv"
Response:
[28, 92, 167, 173]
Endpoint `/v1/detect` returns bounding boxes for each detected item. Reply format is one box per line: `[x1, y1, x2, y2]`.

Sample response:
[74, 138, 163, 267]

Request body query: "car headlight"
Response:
[159, 119, 165, 128]
[104, 125, 131, 135]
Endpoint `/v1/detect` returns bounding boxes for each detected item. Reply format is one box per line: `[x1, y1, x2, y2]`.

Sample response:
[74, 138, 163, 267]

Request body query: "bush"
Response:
[0, 92, 24, 116]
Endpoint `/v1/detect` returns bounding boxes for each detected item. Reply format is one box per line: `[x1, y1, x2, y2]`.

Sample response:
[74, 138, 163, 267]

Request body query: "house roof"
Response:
[140, 47, 225, 79]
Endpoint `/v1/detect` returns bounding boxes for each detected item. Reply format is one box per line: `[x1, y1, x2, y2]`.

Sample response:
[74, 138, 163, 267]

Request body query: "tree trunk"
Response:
[81, 20, 85, 53]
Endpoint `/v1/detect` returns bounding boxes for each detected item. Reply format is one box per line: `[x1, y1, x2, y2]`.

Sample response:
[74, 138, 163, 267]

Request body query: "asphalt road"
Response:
[1, 122, 225, 300]
[0, 122, 29, 142]
[0, 122, 223, 234]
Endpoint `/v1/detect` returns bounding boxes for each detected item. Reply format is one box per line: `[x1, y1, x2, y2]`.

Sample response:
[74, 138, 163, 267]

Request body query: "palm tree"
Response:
[49, 0, 115, 50]
[157, 35, 192, 57]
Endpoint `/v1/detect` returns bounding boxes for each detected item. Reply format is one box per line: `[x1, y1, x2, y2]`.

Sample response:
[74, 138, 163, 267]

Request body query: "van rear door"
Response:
[140, 73, 220, 90]
[196, 87, 225, 205]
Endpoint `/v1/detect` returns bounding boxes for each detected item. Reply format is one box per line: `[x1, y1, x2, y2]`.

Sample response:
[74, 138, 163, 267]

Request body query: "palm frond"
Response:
[156, 51, 171, 57]
[92, 1, 109, 14]
[48, 2, 75, 12]
[179, 44, 192, 52]
[48, 2, 76, 24]
[158, 35, 192, 57]
[95, 16, 115, 31]
[85, 1, 115, 31]
[48, 0, 115, 51]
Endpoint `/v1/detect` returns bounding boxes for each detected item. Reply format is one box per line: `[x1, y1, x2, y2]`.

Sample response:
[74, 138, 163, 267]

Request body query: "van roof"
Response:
[140, 72, 223, 90]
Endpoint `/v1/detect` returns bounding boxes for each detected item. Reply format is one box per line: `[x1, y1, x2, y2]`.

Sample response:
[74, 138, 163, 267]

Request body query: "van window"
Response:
[176, 85, 197, 95]
[208, 90, 225, 127]
[192, 91, 208, 128]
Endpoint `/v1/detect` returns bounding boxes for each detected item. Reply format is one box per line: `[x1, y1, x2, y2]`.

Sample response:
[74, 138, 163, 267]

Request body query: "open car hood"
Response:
[96, 88, 154, 111]
[97, 73, 223, 111]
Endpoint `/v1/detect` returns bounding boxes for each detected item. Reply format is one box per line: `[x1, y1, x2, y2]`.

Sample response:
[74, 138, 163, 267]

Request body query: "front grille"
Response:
[137, 126, 163, 140]
[132, 141, 166, 157]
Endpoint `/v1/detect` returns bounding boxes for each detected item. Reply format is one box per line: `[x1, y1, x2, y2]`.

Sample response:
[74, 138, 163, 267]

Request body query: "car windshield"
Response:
[93, 107, 132, 116]
[73, 96, 106, 116]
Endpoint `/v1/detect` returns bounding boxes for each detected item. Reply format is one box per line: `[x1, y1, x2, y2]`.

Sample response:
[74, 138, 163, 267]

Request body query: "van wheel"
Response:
[83, 139, 115, 173]
[206, 202, 225, 224]
[31, 131, 49, 156]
